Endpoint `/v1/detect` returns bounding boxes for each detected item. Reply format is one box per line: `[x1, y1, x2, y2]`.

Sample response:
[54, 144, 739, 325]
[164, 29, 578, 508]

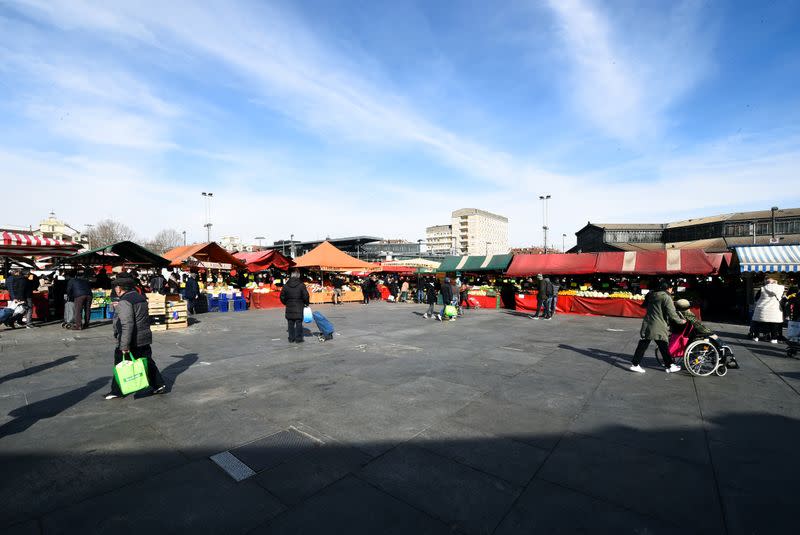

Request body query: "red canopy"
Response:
[505, 253, 599, 276]
[378, 265, 416, 274]
[594, 250, 718, 275]
[1, 232, 82, 257]
[233, 250, 294, 272]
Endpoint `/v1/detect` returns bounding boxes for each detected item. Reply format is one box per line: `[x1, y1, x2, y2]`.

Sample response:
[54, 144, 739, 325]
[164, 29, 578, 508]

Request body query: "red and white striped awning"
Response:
[1, 232, 83, 257]
[594, 250, 719, 275]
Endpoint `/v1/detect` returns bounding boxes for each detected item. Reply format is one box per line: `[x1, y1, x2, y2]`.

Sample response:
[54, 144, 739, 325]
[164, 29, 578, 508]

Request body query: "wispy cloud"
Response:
[545, 0, 714, 142]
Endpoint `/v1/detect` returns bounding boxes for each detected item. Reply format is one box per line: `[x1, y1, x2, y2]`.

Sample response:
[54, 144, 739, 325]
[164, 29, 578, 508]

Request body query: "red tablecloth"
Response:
[467, 294, 498, 309]
[509, 293, 701, 320]
[250, 292, 283, 309]
[379, 285, 390, 299]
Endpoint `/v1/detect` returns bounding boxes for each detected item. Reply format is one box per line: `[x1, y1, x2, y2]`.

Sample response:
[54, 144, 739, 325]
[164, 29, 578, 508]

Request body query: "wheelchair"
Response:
[655, 333, 736, 377]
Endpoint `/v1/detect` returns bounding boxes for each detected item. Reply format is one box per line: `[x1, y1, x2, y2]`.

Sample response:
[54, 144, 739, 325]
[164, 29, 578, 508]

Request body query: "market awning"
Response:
[163, 242, 245, 269]
[233, 250, 295, 272]
[60, 241, 169, 267]
[438, 254, 513, 273]
[594, 250, 719, 275]
[505, 253, 599, 276]
[734, 245, 800, 272]
[293, 241, 376, 271]
[1, 232, 82, 257]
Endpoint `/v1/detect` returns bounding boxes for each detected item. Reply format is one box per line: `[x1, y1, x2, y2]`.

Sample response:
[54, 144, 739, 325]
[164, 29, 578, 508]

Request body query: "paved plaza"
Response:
[1, 303, 799, 534]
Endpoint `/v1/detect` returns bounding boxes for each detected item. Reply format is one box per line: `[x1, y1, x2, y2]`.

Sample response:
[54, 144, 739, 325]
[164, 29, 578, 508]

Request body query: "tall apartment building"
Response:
[451, 208, 509, 255]
[425, 224, 456, 255]
[426, 208, 509, 256]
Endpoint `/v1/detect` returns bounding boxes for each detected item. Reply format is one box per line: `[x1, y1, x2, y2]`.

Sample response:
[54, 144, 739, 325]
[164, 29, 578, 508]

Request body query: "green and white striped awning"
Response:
[437, 254, 513, 273]
[735, 245, 800, 273]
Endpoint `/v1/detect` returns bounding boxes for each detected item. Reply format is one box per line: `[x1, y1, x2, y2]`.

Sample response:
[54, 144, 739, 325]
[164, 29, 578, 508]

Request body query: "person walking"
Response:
[546, 277, 560, 319]
[532, 274, 548, 318]
[105, 277, 166, 399]
[439, 277, 455, 321]
[750, 278, 786, 343]
[280, 270, 310, 343]
[361, 276, 372, 304]
[630, 281, 686, 373]
[21, 270, 39, 328]
[184, 272, 200, 315]
[67, 270, 93, 330]
[332, 275, 343, 305]
[422, 277, 440, 319]
[400, 279, 410, 302]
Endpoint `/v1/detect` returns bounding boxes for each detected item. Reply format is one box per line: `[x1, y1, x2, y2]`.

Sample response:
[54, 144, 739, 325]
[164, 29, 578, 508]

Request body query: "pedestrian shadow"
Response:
[0, 377, 107, 438]
[558, 344, 632, 370]
[159, 353, 200, 390]
[0, 355, 77, 385]
[502, 311, 536, 319]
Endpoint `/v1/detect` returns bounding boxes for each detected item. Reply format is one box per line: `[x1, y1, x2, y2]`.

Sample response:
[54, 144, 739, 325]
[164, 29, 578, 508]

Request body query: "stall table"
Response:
[467, 294, 499, 309]
[511, 292, 701, 320]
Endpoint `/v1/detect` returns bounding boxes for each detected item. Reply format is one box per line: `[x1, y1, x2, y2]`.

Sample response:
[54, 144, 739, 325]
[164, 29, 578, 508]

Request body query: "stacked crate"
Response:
[165, 299, 188, 330]
[147, 293, 168, 332]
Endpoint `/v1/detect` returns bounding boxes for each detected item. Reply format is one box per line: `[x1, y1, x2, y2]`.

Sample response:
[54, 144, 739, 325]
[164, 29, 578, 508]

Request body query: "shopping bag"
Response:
[444, 305, 458, 318]
[312, 310, 335, 336]
[303, 306, 313, 323]
[668, 325, 691, 358]
[114, 352, 150, 395]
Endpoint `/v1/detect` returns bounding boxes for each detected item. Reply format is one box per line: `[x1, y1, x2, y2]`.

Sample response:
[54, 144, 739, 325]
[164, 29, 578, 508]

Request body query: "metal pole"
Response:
[752, 220, 756, 245]
[562, 233, 566, 252]
[182, 231, 186, 246]
[771, 206, 778, 239]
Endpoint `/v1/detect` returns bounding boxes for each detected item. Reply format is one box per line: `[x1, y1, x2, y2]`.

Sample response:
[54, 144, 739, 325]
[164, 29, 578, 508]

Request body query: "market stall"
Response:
[1, 232, 83, 321]
[233, 250, 294, 273]
[438, 254, 513, 308]
[293, 241, 375, 303]
[60, 241, 169, 268]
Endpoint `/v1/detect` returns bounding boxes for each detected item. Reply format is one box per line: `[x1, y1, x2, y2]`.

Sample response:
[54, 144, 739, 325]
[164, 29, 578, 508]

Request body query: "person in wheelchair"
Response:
[674, 299, 738, 368]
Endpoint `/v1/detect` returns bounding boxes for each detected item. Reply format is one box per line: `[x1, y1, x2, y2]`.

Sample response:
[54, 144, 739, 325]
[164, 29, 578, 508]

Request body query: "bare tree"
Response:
[86, 219, 137, 248]
[146, 229, 183, 254]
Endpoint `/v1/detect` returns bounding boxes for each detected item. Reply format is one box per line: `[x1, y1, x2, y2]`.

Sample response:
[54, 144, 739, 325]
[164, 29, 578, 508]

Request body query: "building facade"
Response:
[425, 225, 455, 256]
[572, 208, 800, 252]
[450, 208, 509, 255]
[35, 212, 86, 245]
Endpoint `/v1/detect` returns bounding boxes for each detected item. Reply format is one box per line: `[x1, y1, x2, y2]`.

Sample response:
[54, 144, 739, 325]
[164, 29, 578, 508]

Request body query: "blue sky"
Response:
[1, 0, 799, 247]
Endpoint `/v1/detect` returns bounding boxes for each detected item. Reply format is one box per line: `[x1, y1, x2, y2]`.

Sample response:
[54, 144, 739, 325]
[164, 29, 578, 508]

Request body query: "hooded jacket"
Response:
[752, 282, 785, 324]
[640, 290, 685, 341]
[280, 278, 310, 320]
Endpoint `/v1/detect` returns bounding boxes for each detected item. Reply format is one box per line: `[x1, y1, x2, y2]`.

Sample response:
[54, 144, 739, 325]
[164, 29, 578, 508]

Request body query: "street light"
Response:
[182, 230, 186, 246]
[562, 233, 566, 253]
[417, 239, 424, 258]
[290, 233, 295, 258]
[539, 194, 551, 253]
[201, 192, 214, 242]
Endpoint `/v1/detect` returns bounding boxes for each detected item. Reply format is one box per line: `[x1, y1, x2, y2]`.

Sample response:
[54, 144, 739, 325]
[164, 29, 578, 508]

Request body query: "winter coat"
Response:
[183, 277, 200, 299]
[149, 275, 166, 294]
[424, 281, 438, 304]
[441, 283, 454, 304]
[639, 290, 685, 341]
[113, 290, 152, 349]
[678, 309, 713, 338]
[66, 277, 92, 300]
[752, 282, 785, 324]
[537, 279, 547, 301]
[280, 278, 309, 320]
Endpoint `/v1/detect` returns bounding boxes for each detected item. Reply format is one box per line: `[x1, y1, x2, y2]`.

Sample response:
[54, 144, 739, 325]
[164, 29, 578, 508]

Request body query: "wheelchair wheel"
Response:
[683, 340, 720, 377]
[715, 363, 728, 377]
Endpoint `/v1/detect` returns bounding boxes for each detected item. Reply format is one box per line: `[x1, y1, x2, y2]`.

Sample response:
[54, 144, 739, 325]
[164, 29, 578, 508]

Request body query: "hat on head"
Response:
[675, 298, 691, 310]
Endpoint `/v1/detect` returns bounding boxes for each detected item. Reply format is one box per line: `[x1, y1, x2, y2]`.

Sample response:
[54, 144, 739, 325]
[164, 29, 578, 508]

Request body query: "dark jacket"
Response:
[640, 291, 685, 341]
[149, 275, 166, 294]
[544, 279, 554, 298]
[441, 282, 454, 304]
[66, 277, 92, 300]
[22, 274, 39, 299]
[678, 309, 713, 338]
[184, 277, 200, 299]
[280, 278, 310, 320]
[114, 290, 152, 349]
[6, 274, 17, 299]
[537, 278, 547, 300]
[424, 280, 439, 304]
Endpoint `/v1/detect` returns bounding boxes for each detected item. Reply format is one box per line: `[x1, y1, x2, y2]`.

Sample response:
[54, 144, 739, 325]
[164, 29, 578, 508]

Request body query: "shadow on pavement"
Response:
[0, 377, 107, 438]
[558, 344, 632, 369]
[1, 412, 797, 534]
[0, 355, 78, 385]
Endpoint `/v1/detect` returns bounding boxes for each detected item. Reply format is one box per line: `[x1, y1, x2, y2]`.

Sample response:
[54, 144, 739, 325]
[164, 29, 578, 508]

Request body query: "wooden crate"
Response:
[151, 324, 168, 332]
[167, 321, 187, 330]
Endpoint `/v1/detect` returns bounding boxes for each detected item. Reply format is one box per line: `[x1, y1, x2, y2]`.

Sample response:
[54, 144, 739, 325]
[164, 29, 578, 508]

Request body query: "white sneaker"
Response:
[422, 313, 429, 319]
[435, 314, 442, 321]
[752, 337, 759, 342]
[629, 364, 646, 373]
[666, 364, 681, 373]
[770, 339, 778, 344]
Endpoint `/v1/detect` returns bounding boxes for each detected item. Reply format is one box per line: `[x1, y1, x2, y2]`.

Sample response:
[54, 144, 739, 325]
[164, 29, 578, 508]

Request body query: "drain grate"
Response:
[210, 451, 256, 482]
[230, 428, 319, 472]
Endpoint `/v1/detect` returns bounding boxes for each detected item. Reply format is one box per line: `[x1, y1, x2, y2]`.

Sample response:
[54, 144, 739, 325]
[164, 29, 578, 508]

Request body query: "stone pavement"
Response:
[1, 302, 799, 534]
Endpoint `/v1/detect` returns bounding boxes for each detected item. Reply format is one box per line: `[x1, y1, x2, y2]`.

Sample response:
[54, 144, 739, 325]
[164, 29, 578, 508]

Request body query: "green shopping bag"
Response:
[444, 304, 458, 318]
[114, 351, 150, 395]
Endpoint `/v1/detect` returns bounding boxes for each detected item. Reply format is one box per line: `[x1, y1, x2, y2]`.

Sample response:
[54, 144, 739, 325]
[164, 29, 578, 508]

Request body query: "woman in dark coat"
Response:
[280, 270, 310, 343]
[630, 281, 686, 373]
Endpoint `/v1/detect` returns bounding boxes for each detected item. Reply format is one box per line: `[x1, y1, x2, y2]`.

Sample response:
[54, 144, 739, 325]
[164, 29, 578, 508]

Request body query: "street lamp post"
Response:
[417, 239, 424, 258]
[182, 230, 186, 246]
[562, 233, 566, 253]
[539, 194, 551, 253]
[201, 192, 214, 242]
[290, 234, 295, 258]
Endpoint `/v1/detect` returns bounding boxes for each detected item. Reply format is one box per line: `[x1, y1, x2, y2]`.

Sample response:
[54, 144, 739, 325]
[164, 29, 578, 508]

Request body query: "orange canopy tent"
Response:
[292, 241, 376, 271]
[162, 242, 245, 270]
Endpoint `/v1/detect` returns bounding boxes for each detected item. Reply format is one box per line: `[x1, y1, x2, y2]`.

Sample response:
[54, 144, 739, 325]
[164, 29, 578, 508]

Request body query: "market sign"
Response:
[187, 260, 232, 270]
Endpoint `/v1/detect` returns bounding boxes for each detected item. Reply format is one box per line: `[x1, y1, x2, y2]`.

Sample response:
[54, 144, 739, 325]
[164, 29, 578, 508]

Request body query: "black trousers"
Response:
[73, 294, 92, 329]
[110, 345, 164, 395]
[534, 298, 548, 317]
[287, 319, 304, 342]
[632, 338, 672, 366]
[363, 291, 370, 304]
